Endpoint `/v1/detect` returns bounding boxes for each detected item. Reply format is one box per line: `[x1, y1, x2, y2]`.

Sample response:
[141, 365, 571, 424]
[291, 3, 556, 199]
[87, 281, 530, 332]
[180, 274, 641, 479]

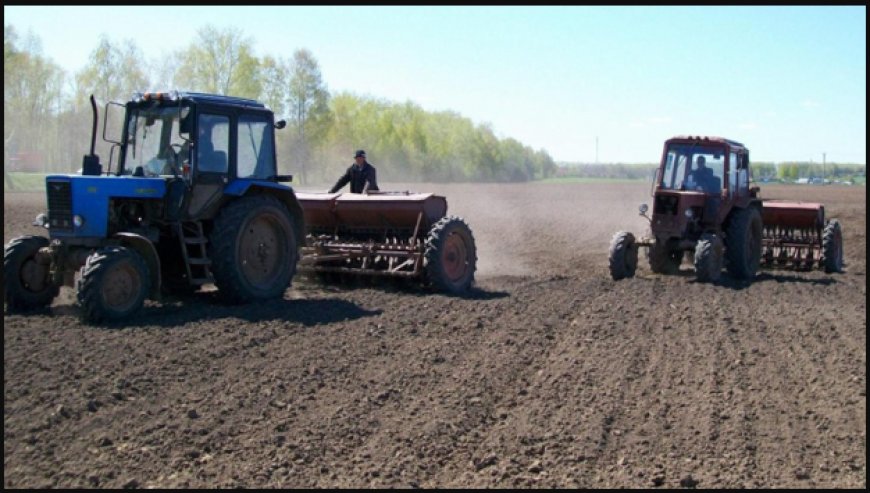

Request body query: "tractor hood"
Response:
[45, 175, 166, 238]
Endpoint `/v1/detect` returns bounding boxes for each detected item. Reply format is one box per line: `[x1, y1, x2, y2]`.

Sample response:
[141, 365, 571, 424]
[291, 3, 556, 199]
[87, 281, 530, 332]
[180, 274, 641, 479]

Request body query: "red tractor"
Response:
[609, 136, 844, 282]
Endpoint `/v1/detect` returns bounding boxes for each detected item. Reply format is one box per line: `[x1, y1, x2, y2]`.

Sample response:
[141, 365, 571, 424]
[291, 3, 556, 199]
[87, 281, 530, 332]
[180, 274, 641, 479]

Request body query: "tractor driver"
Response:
[687, 156, 719, 193]
[329, 149, 380, 194]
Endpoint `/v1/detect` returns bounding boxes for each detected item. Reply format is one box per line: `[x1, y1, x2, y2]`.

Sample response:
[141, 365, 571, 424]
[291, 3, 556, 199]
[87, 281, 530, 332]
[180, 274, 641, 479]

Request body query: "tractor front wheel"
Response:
[425, 216, 477, 294]
[694, 233, 723, 282]
[4, 235, 59, 312]
[608, 231, 638, 280]
[822, 219, 844, 273]
[77, 246, 151, 324]
[210, 195, 297, 303]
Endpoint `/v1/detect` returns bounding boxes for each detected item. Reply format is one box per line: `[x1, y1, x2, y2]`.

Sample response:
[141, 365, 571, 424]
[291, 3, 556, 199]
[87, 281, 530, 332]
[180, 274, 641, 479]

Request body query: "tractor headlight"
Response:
[33, 213, 49, 228]
[685, 208, 694, 218]
[73, 215, 85, 228]
[639, 203, 649, 215]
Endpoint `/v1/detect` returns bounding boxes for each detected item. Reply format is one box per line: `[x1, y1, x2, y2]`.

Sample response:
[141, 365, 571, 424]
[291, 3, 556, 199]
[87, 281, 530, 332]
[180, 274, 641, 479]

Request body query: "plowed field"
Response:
[4, 182, 866, 488]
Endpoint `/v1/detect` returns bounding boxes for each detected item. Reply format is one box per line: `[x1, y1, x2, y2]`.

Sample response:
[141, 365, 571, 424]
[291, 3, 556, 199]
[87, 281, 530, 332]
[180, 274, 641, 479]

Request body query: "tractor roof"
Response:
[131, 91, 266, 110]
[180, 92, 265, 109]
[667, 135, 747, 151]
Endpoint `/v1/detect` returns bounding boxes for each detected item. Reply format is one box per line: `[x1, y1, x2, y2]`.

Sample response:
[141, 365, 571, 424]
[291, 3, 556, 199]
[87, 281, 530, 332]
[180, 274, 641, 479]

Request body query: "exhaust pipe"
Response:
[81, 94, 102, 176]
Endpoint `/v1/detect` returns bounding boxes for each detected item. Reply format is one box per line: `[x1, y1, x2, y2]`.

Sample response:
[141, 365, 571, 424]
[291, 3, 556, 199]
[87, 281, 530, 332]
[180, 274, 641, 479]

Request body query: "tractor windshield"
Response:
[122, 105, 186, 176]
[660, 144, 725, 194]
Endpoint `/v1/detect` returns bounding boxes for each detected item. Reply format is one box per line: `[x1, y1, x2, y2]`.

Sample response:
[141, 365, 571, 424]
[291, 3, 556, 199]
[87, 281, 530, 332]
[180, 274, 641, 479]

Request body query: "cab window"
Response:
[237, 115, 274, 179]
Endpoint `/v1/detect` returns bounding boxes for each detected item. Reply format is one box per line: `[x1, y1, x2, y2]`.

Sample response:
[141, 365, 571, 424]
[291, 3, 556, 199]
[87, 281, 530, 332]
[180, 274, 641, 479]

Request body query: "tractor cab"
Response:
[111, 91, 288, 220]
[657, 136, 754, 201]
[648, 136, 754, 236]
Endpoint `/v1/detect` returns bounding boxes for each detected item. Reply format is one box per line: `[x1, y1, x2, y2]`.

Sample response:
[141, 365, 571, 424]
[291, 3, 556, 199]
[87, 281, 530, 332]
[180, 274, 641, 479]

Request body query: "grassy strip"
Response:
[5, 172, 48, 192]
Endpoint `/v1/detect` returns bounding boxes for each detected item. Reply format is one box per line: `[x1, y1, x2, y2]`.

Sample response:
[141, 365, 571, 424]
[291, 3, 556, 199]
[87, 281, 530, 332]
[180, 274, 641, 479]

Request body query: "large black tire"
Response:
[77, 246, 151, 324]
[725, 207, 762, 280]
[822, 219, 844, 273]
[4, 235, 58, 312]
[608, 231, 638, 280]
[424, 216, 477, 294]
[694, 233, 723, 282]
[209, 195, 297, 303]
[648, 240, 681, 275]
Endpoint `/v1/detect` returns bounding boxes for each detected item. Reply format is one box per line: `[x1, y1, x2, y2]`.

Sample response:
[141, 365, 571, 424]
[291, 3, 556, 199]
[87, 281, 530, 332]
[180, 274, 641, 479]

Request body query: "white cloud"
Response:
[800, 99, 821, 109]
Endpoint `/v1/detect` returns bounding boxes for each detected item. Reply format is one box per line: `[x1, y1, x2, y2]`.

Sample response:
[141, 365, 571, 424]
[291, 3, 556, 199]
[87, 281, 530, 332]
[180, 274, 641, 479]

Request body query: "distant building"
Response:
[8, 151, 44, 172]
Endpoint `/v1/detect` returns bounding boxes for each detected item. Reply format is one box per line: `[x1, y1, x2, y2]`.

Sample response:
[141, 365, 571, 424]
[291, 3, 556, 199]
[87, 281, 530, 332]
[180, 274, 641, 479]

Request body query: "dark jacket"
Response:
[688, 167, 720, 193]
[329, 161, 379, 194]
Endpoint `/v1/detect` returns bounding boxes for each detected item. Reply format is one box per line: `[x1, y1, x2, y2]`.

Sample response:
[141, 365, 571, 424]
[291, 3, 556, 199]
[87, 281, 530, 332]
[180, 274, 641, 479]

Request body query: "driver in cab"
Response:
[685, 156, 719, 193]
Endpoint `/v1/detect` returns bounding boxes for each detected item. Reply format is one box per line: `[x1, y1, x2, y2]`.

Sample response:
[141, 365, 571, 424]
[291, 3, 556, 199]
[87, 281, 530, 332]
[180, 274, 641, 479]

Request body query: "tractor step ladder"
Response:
[175, 221, 213, 285]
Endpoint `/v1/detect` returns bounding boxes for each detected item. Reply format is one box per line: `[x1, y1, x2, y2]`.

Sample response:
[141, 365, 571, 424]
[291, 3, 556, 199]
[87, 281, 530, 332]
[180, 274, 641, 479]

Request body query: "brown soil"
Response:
[3, 182, 866, 488]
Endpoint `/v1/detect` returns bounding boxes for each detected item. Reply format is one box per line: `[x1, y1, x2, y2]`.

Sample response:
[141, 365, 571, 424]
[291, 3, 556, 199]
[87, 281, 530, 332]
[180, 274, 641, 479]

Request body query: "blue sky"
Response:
[4, 5, 866, 164]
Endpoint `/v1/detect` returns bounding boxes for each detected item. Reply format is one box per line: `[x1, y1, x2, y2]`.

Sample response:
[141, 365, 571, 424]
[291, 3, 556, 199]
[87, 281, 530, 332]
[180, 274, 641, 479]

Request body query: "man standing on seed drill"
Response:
[329, 149, 380, 194]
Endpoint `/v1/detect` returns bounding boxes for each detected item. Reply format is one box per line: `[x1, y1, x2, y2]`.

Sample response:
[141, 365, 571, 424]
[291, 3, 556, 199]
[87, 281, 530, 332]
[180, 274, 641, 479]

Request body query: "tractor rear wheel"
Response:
[77, 246, 150, 324]
[822, 219, 844, 273]
[694, 233, 723, 282]
[425, 216, 477, 293]
[608, 231, 638, 280]
[4, 235, 59, 312]
[725, 207, 762, 280]
[210, 195, 297, 303]
[648, 240, 681, 275]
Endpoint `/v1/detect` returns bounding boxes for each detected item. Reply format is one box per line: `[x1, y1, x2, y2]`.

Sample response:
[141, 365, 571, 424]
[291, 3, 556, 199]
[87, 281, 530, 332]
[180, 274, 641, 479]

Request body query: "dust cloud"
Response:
[377, 181, 654, 279]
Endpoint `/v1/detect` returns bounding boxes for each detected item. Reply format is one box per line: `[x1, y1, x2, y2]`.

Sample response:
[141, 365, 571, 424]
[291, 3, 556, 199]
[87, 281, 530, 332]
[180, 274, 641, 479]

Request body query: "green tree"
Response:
[287, 48, 330, 184]
[175, 25, 260, 98]
[259, 55, 290, 116]
[4, 26, 67, 172]
[74, 35, 148, 104]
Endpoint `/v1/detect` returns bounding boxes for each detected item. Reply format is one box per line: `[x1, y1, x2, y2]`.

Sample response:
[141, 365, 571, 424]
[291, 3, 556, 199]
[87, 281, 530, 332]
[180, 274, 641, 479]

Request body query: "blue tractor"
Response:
[4, 91, 305, 323]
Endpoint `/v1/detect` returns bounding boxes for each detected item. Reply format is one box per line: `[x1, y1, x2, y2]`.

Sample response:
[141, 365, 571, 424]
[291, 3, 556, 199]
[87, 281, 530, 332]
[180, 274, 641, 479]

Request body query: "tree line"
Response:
[4, 24, 556, 185]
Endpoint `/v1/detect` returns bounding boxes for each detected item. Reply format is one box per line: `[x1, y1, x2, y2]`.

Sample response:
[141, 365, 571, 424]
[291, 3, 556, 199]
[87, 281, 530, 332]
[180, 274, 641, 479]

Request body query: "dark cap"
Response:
[354, 149, 366, 158]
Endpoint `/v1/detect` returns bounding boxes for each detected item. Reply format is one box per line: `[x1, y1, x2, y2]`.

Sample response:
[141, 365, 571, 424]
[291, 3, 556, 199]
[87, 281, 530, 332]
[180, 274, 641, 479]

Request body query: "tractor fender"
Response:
[224, 181, 306, 254]
[112, 232, 161, 300]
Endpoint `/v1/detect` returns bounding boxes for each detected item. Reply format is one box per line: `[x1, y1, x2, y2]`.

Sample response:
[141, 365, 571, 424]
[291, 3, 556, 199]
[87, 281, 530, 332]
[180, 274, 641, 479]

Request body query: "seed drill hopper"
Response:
[296, 191, 477, 293]
[760, 200, 843, 272]
[609, 135, 844, 283]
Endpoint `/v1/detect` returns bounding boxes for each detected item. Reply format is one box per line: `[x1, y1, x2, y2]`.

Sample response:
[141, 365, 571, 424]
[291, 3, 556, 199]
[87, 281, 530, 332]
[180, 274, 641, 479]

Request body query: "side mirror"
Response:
[179, 107, 192, 136]
[274, 119, 286, 130]
[103, 101, 125, 145]
[650, 167, 661, 196]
